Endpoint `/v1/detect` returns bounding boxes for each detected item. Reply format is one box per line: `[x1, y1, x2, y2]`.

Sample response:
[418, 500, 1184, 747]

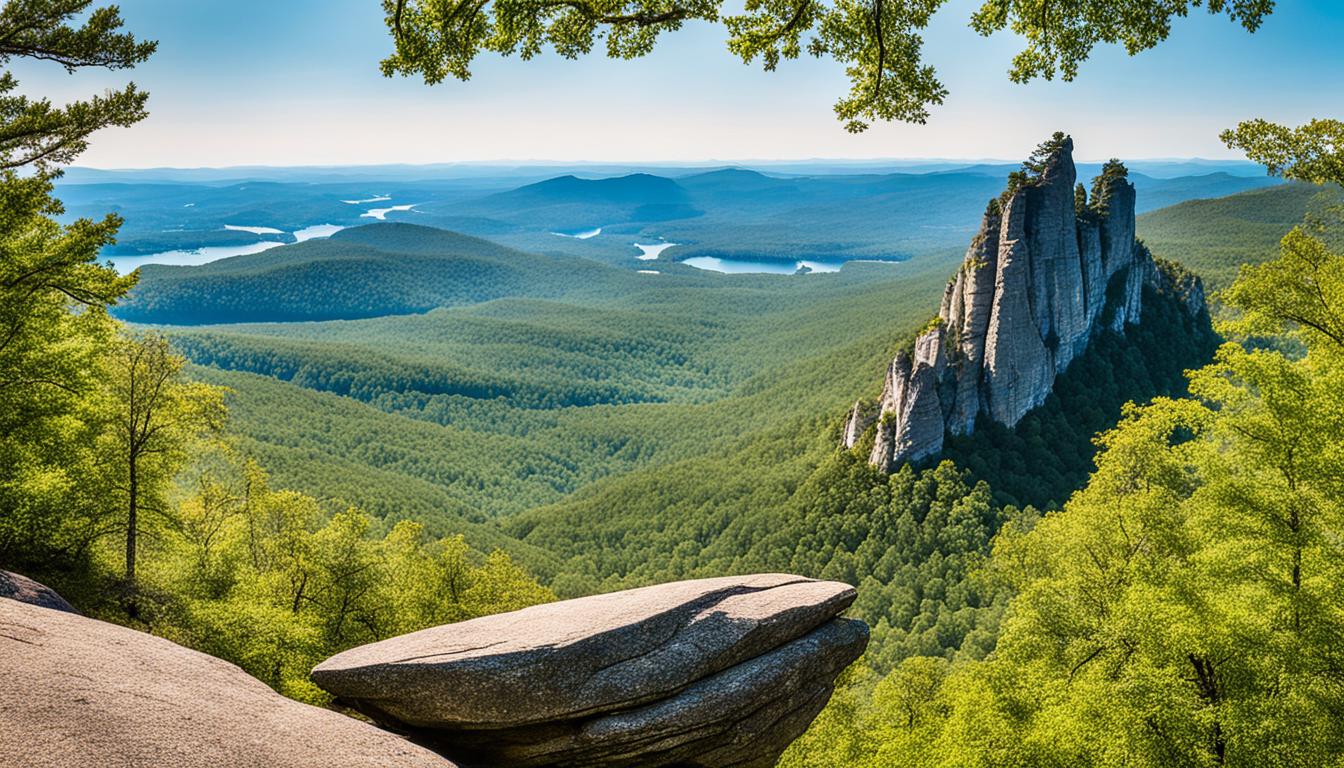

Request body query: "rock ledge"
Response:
[312, 574, 867, 768]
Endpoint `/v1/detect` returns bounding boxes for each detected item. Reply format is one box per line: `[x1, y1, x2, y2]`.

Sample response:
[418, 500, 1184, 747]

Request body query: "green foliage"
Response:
[106, 458, 554, 703]
[0, 2, 554, 713]
[0, 0, 150, 572]
[1222, 215, 1344, 348]
[381, 0, 1270, 132]
[786, 185, 1344, 768]
[0, 0, 155, 171]
[1088, 157, 1129, 215]
[970, 0, 1273, 83]
[1021, 130, 1069, 176]
[101, 331, 227, 584]
[1223, 118, 1344, 187]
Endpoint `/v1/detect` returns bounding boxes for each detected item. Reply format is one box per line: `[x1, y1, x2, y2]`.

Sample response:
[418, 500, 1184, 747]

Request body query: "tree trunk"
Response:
[125, 454, 137, 583]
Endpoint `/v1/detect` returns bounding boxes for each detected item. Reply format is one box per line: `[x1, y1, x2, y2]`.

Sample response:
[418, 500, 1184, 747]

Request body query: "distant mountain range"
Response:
[66, 161, 1284, 278]
[60, 158, 1271, 185]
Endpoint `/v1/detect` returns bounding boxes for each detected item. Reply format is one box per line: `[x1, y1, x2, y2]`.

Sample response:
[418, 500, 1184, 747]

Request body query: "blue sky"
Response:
[12, 0, 1342, 166]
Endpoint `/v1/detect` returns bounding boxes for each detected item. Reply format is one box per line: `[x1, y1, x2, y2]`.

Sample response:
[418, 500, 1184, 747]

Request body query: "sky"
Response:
[11, 0, 1342, 167]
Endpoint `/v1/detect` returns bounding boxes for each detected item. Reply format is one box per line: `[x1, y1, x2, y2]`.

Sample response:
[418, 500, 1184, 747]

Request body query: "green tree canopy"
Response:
[1223, 118, 1344, 188]
[380, 0, 1272, 131]
[0, 0, 155, 171]
[0, 0, 154, 570]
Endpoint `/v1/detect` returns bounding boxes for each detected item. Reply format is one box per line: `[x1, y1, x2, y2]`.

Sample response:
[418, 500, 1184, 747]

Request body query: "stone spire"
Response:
[851, 135, 1173, 470]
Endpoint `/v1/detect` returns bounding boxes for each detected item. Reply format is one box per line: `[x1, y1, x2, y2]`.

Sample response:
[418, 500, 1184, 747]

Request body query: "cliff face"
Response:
[845, 136, 1197, 470]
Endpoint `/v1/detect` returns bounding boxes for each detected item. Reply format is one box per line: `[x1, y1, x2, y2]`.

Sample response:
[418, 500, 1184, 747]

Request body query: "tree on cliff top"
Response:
[378, 0, 1272, 132]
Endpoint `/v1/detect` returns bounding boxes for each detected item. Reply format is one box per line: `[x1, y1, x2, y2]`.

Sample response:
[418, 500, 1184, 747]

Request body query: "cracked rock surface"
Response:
[311, 574, 867, 768]
[0, 596, 454, 768]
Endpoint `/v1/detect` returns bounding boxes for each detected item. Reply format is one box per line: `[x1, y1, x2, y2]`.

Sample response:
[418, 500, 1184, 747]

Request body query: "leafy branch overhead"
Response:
[1222, 118, 1344, 188]
[381, 0, 1273, 132]
[0, 0, 156, 172]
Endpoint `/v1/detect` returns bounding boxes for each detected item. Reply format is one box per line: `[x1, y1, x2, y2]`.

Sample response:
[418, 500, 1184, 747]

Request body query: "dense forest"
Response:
[783, 204, 1344, 764]
[0, 0, 555, 712]
[8, 1, 1344, 766]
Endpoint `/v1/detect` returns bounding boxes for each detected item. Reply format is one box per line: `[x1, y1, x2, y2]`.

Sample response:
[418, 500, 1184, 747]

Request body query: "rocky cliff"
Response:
[845, 135, 1197, 471]
[2, 572, 863, 768]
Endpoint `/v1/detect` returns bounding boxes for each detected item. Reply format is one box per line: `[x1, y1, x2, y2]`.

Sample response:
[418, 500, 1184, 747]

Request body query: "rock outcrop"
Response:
[0, 570, 76, 613]
[848, 135, 1197, 468]
[0, 598, 454, 768]
[311, 574, 868, 768]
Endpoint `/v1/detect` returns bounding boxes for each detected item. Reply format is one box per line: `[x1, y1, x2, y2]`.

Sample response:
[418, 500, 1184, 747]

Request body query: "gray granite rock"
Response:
[1023, 137, 1089, 373]
[311, 575, 864, 768]
[0, 598, 452, 768]
[895, 356, 945, 463]
[841, 399, 874, 449]
[1077, 218, 1107, 335]
[984, 190, 1056, 425]
[851, 135, 1186, 470]
[415, 618, 868, 768]
[1097, 171, 1138, 277]
[869, 351, 912, 471]
[0, 570, 76, 614]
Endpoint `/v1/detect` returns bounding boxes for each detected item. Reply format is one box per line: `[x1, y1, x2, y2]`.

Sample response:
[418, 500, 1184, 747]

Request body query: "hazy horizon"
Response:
[69, 155, 1267, 172]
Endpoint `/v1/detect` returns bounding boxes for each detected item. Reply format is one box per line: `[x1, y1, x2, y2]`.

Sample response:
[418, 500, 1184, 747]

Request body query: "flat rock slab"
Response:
[422, 617, 869, 768]
[311, 574, 866, 768]
[0, 570, 76, 613]
[0, 599, 454, 768]
[312, 574, 857, 729]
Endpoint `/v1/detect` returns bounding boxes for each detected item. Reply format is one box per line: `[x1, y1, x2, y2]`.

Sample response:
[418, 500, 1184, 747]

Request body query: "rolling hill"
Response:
[115, 224, 640, 324]
[1138, 182, 1335, 288]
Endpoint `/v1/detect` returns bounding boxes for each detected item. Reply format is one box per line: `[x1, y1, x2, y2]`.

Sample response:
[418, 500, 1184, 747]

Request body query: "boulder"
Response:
[311, 574, 867, 768]
[0, 598, 453, 768]
[0, 570, 76, 613]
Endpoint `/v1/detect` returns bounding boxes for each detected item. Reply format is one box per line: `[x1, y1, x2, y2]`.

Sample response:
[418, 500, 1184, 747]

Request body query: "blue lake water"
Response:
[224, 224, 284, 235]
[362, 204, 416, 220]
[552, 227, 603, 240]
[109, 241, 287, 273]
[293, 224, 346, 242]
[635, 242, 677, 260]
[682, 257, 849, 274]
[109, 223, 348, 273]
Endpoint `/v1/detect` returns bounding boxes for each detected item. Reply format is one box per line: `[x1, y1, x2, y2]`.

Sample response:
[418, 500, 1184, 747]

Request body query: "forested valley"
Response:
[6, 0, 1344, 766]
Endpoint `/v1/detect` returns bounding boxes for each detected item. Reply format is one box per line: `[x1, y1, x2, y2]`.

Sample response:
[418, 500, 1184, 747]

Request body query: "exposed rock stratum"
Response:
[0, 595, 454, 768]
[311, 573, 868, 768]
[845, 135, 1197, 470]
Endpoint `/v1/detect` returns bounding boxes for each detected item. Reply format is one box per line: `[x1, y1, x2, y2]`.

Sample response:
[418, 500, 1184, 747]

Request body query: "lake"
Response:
[108, 223, 348, 273]
[362, 204, 416, 220]
[109, 241, 287, 273]
[635, 242, 677, 260]
[682, 257, 849, 274]
[293, 224, 346, 242]
[552, 227, 602, 239]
